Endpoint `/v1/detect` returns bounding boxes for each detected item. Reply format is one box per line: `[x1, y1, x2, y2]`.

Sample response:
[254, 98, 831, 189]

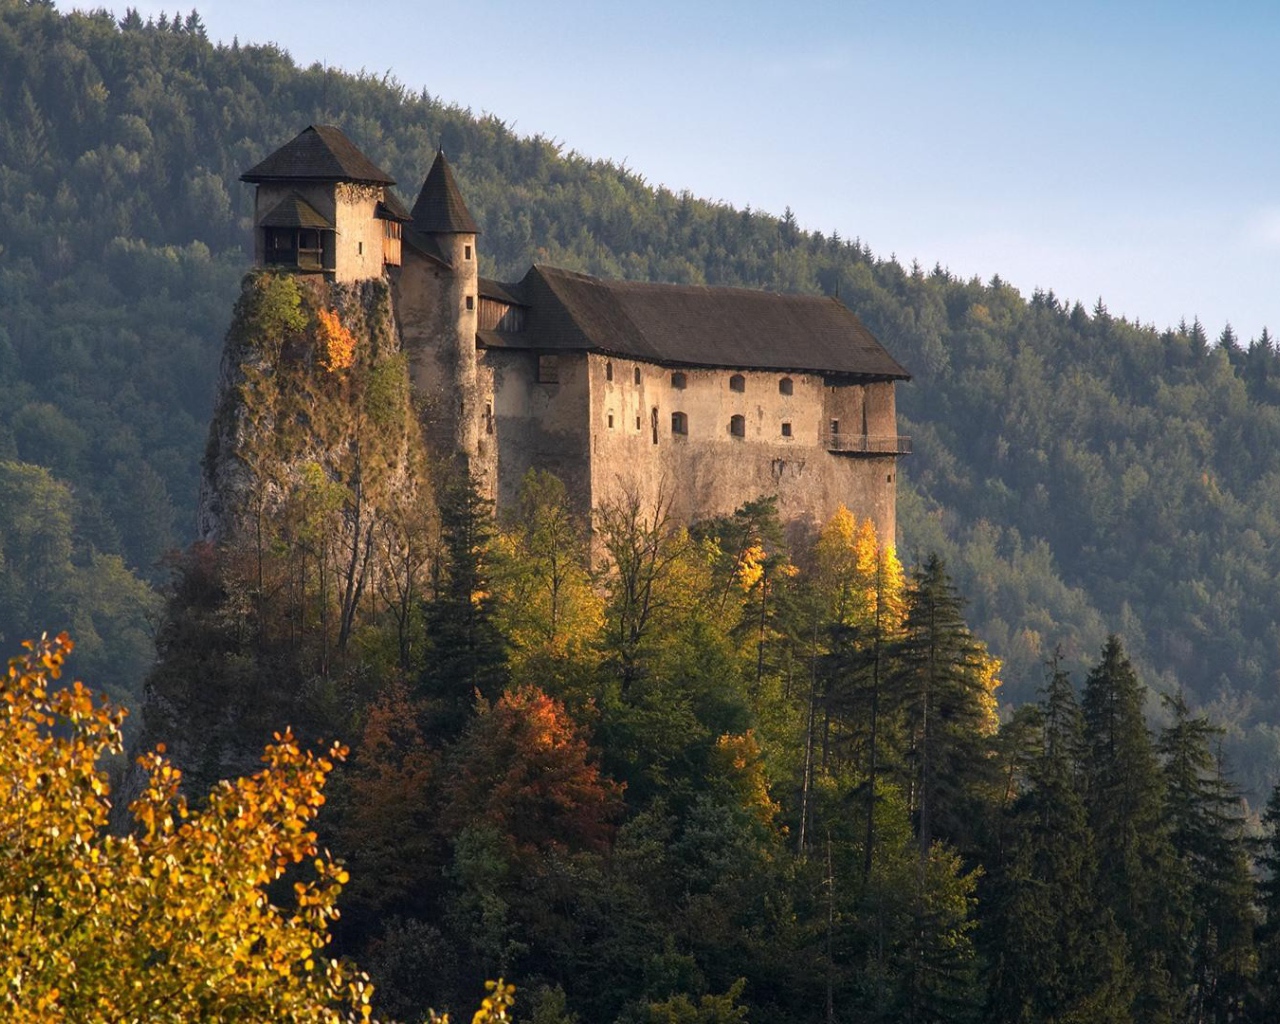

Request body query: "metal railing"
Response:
[822, 433, 912, 455]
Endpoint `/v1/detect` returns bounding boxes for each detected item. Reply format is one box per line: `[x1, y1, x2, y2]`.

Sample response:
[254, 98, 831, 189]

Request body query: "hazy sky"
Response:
[125, 0, 1280, 338]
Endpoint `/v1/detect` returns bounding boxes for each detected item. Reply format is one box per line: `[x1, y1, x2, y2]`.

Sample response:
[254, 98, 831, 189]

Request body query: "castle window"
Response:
[608, 413, 614, 428]
[538, 354, 559, 383]
[781, 422, 792, 437]
[465, 244, 472, 260]
[486, 403, 494, 435]
[652, 407, 659, 444]
[671, 372, 687, 389]
[779, 377, 793, 395]
[730, 374, 745, 392]
[730, 414, 746, 438]
[830, 418, 840, 435]
[358, 241, 363, 255]
[672, 411, 688, 435]
[636, 415, 641, 430]
[606, 361, 614, 381]
[634, 367, 642, 385]
[466, 295, 475, 310]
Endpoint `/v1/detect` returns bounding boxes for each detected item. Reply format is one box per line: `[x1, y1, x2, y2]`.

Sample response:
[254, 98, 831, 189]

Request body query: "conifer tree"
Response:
[1254, 783, 1280, 1021]
[985, 662, 1133, 1023]
[891, 554, 999, 859]
[1158, 693, 1255, 1022]
[419, 472, 507, 735]
[1081, 636, 1188, 1024]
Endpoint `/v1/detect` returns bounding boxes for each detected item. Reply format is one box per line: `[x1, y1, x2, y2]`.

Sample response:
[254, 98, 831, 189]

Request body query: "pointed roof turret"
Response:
[411, 149, 479, 234]
[241, 125, 395, 185]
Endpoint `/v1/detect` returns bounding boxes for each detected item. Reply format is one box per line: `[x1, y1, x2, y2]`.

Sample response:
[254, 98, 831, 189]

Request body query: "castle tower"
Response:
[396, 149, 482, 468]
[240, 125, 405, 283]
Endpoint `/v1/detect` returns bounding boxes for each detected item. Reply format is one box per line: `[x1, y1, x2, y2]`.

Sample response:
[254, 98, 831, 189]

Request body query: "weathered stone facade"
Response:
[243, 126, 911, 543]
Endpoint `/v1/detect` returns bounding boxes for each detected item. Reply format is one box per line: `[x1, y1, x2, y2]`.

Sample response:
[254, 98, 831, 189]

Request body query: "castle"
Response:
[240, 125, 911, 541]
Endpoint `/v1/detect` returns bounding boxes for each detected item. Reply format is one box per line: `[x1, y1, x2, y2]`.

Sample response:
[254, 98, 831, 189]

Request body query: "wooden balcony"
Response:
[823, 433, 912, 455]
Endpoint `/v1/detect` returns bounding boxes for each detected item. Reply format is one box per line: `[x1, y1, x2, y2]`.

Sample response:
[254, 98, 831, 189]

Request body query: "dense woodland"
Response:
[7, 2, 1280, 1019]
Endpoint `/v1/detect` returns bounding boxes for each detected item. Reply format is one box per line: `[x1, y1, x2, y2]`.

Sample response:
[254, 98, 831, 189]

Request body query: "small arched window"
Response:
[605, 360, 613, 381]
[634, 367, 642, 385]
[671, 411, 688, 435]
[730, 414, 746, 438]
[729, 374, 745, 392]
[779, 377, 793, 395]
[671, 372, 687, 389]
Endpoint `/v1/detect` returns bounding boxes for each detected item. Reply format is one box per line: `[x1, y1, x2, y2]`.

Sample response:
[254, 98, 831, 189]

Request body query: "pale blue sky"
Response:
[128, 0, 1280, 338]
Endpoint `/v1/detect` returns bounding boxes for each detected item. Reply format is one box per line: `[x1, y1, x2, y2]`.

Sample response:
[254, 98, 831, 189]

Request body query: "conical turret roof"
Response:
[411, 149, 479, 234]
[241, 125, 395, 185]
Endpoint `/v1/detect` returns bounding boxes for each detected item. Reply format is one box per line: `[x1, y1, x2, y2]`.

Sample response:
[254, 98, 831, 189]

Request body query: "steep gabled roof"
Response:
[481, 265, 909, 379]
[241, 125, 395, 185]
[258, 192, 334, 229]
[411, 149, 480, 234]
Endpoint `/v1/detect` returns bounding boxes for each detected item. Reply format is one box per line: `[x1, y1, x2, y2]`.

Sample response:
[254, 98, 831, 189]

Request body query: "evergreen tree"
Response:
[1254, 784, 1280, 1021]
[891, 554, 999, 859]
[419, 472, 508, 735]
[984, 661, 1133, 1023]
[1081, 636, 1188, 1024]
[1158, 693, 1255, 1022]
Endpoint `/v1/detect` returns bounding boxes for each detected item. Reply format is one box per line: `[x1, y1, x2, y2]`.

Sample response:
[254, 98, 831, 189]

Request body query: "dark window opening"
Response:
[779, 377, 793, 395]
[634, 367, 642, 385]
[730, 414, 746, 438]
[465, 295, 475, 310]
[636, 415, 641, 430]
[830, 419, 840, 434]
[538, 354, 560, 384]
[486, 403, 494, 435]
[781, 422, 792, 437]
[730, 374, 745, 392]
[671, 372, 687, 389]
[888, 474, 894, 483]
[672, 411, 688, 435]
[608, 413, 614, 428]
[358, 241, 363, 255]
[606, 361, 614, 381]
[465, 244, 472, 260]
[651, 407, 659, 444]
[264, 226, 325, 271]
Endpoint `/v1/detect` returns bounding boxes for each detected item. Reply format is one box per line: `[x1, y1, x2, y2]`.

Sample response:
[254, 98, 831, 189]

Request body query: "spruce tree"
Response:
[1158, 693, 1255, 1022]
[891, 554, 998, 859]
[419, 472, 508, 736]
[1081, 636, 1188, 1024]
[1254, 784, 1280, 1021]
[984, 662, 1133, 1023]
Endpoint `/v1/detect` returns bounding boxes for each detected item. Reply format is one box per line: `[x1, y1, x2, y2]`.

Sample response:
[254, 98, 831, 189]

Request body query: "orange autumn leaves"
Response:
[0, 634, 372, 1023]
[316, 307, 357, 374]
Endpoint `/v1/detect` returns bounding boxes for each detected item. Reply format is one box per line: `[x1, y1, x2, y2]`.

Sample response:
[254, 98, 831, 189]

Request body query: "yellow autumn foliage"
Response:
[0, 634, 373, 1023]
[316, 307, 357, 373]
[813, 504, 906, 634]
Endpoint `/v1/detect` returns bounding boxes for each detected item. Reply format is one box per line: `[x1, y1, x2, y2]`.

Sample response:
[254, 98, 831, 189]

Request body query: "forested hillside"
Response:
[4, 0, 1280, 790]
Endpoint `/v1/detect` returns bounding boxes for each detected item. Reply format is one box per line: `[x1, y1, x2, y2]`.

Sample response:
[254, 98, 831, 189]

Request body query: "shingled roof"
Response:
[479, 266, 909, 379]
[258, 192, 333, 229]
[411, 150, 480, 234]
[241, 125, 395, 185]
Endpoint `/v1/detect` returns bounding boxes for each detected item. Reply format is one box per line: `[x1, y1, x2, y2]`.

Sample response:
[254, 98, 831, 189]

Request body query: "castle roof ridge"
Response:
[486, 264, 910, 380]
[240, 125, 395, 186]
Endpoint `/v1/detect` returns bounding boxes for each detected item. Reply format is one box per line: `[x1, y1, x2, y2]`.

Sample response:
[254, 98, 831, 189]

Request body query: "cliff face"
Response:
[199, 271, 426, 547]
[126, 271, 434, 806]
